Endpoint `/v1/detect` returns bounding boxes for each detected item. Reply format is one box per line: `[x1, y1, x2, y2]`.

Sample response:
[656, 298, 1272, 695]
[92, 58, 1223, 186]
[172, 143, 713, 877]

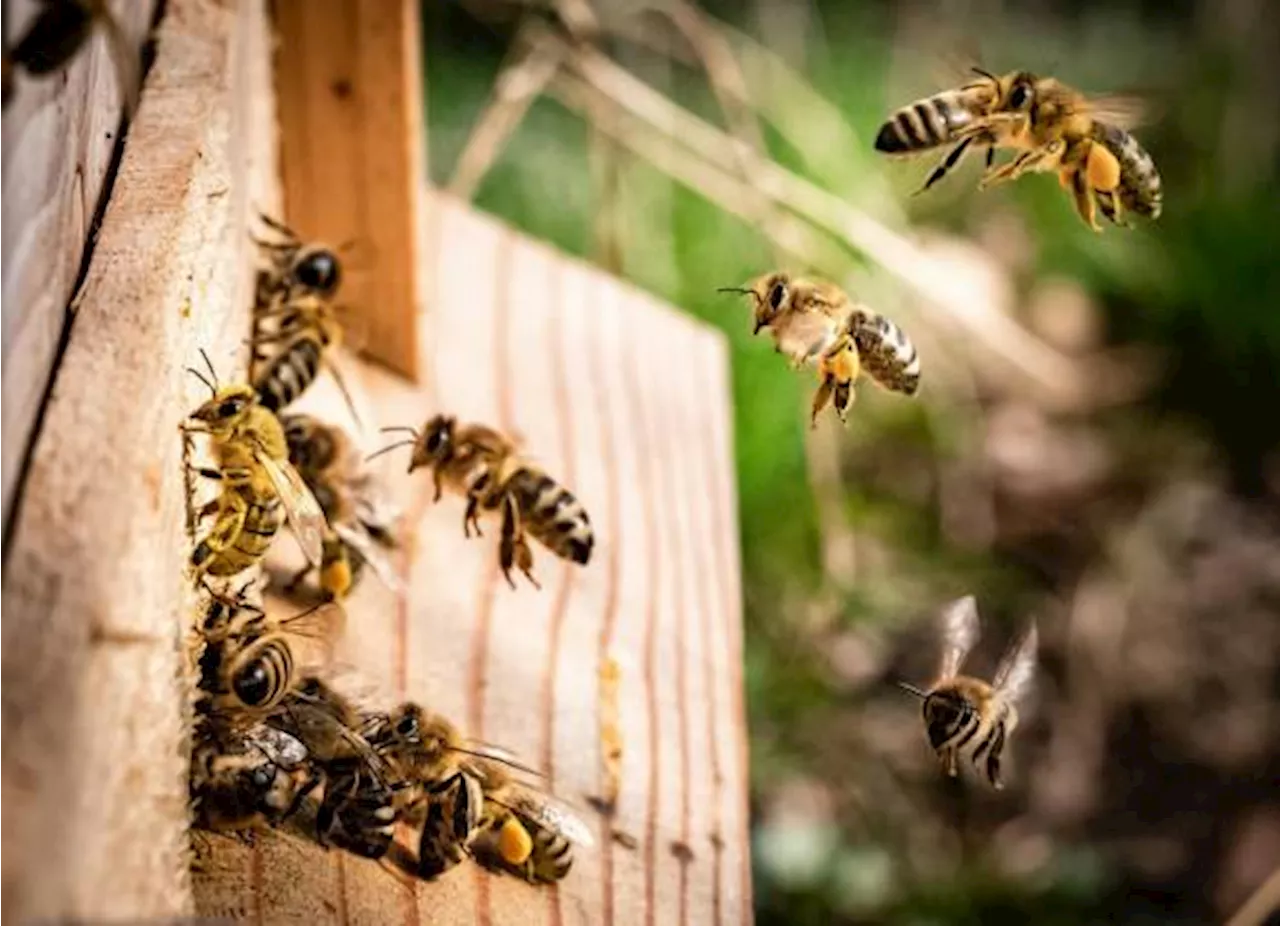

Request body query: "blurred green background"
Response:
[423, 1, 1280, 923]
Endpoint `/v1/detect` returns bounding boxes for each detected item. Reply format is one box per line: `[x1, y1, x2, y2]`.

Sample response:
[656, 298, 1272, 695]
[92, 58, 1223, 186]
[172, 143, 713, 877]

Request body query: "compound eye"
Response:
[396, 715, 418, 737]
[768, 282, 786, 311]
[250, 767, 274, 789]
[425, 427, 446, 454]
[296, 251, 341, 295]
[1009, 84, 1031, 109]
[218, 397, 246, 418]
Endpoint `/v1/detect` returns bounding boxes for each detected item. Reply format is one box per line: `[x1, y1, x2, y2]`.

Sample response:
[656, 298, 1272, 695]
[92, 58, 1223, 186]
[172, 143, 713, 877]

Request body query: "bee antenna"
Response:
[186, 366, 216, 398]
[449, 745, 542, 778]
[380, 426, 420, 436]
[366, 440, 417, 462]
[716, 286, 752, 295]
[895, 681, 928, 700]
[971, 66, 997, 82]
[198, 348, 220, 391]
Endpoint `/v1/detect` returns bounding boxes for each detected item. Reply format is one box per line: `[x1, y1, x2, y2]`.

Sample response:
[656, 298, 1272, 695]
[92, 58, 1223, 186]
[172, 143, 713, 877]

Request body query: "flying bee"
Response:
[897, 596, 1038, 790]
[372, 415, 594, 590]
[281, 413, 403, 601]
[720, 273, 920, 427]
[251, 212, 344, 305]
[467, 758, 596, 885]
[183, 351, 327, 584]
[267, 676, 402, 858]
[877, 68, 1157, 230]
[2, 0, 140, 116]
[196, 582, 343, 721]
[190, 722, 313, 835]
[1090, 122, 1163, 225]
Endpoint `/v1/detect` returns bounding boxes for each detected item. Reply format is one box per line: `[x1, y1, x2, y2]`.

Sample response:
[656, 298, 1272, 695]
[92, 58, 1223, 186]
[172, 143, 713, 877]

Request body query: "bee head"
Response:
[922, 689, 976, 750]
[717, 272, 792, 336]
[1002, 71, 1038, 113]
[412, 414, 456, 471]
[292, 247, 342, 297]
[190, 384, 259, 432]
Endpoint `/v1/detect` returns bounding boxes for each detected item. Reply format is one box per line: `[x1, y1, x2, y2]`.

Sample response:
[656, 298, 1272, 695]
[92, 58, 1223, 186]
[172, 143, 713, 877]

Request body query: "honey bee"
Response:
[251, 213, 344, 305]
[281, 413, 402, 601]
[196, 583, 342, 721]
[2, 0, 140, 116]
[897, 596, 1038, 789]
[268, 676, 402, 858]
[876, 69, 1156, 230]
[184, 352, 327, 583]
[372, 416, 594, 589]
[720, 273, 920, 427]
[467, 758, 595, 884]
[1090, 122, 1163, 225]
[190, 722, 313, 835]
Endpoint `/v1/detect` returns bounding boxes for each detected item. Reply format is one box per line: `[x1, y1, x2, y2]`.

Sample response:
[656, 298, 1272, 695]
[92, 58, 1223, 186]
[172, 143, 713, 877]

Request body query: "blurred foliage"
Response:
[424, 0, 1280, 922]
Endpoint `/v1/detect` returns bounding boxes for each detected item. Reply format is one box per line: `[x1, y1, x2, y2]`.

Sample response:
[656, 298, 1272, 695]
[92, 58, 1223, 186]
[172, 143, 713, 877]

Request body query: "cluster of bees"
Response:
[9, 6, 1167, 861]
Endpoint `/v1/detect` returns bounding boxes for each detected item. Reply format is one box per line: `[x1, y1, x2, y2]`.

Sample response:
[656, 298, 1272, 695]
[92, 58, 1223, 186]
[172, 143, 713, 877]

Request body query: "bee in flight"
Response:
[897, 596, 1038, 789]
[371, 415, 594, 590]
[2, 0, 140, 116]
[720, 272, 920, 427]
[183, 352, 328, 585]
[875, 68, 1161, 230]
[280, 413, 403, 601]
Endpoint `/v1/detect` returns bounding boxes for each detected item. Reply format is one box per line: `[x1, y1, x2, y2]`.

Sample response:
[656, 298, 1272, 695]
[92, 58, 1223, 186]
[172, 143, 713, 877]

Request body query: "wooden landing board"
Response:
[1, 0, 158, 527]
[191, 194, 753, 926]
[271, 0, 428, 382]
[0, 0, 280, 920]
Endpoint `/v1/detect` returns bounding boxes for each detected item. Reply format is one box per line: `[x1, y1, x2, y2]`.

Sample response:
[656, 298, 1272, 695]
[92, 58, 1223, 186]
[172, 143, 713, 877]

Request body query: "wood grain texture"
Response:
[0, 0, 280, 919]
[190, 193, 753, 926]
[1, 0, 158, 528]
[271, 0, 428, 382]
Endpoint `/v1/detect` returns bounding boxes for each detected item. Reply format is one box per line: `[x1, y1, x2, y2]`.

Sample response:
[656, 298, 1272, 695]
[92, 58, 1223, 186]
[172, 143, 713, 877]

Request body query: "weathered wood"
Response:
[0, 0, 280, 919]
[1, 0, 158, 527]
[271, 0, 428, 382]
[190, 194, 753, 926]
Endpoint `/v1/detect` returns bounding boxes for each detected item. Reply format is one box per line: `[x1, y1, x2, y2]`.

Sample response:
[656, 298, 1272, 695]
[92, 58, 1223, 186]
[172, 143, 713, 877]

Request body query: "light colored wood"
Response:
[271, 0, 428, 382]
[1, 0, 158, 528]
[0, 0, 280, 920]
[190, 193, 753, 926]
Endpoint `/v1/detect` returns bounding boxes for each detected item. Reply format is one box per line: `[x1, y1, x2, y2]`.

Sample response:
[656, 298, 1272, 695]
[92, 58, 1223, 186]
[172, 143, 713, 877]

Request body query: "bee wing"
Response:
[1081, 94, 1149, 130]
[512, 790, 597, 848]
[277, 600, 348, 643]
[97, 6, 142, 120]
[991, 621, 1038, 707]
[937, 595, 981, 681]
[255, 448, 328, 568]
[770, 310, 841, 365]
[333, 521, 405, 594]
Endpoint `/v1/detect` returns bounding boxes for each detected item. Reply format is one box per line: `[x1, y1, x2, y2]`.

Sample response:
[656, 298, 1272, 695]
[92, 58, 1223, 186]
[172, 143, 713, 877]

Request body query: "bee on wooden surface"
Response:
[190, 722, 313, 835]
[720, 273, 920, 427]
[196, 583, 342, 721]
[2, 0, 140, 116]
[183, 352, 327, 584]
[468, 758, 596, 885]
[897, 596, 1038, 790]
[281, 413, 402, 601]
[876, 68, 1157, 230]
[267, 676, 402, 858]
[372, 415, 593, 590]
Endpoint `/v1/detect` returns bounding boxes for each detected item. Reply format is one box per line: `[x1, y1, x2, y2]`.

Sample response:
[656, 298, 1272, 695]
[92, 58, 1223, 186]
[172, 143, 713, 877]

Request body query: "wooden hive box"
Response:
[0, 1, 752, 924]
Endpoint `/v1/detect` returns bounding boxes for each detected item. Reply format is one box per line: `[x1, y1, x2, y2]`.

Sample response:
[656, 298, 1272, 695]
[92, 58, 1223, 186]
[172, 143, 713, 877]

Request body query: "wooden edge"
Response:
[191, 194, 754, 926]
[0, 0, 279, 919]
[271, 0, 427, 383]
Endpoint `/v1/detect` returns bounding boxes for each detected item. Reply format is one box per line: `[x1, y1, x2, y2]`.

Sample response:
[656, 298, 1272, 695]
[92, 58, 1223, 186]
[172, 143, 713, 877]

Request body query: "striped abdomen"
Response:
[525, 823, 574, 883]
[507, 468, 594, 565]
[194, 492, 284, 577]
[317, 758, 398, 859]
[1091, 122, 1162, 220]
[853, 314, 921, 395]
[417, 772, 484, 879]
[254, 335, 324, 412]
[226, 637, 295, 711]
[875, 89, 988, 154]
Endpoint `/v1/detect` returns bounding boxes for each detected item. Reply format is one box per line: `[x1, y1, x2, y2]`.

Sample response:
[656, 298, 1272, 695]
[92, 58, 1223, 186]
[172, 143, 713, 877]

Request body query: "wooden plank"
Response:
[271, 0, 428, 382]
[190, 193, 753, 925]
[1, 0, 158, 528]
[0, 0, 281, 920]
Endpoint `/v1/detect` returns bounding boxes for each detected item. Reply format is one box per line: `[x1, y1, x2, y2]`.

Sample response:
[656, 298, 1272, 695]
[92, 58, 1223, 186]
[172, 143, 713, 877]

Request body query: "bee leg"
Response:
[913, 135, 974, 196]
[195, 498, 222, 521]
[1070, 169, 1101, 232]
[191, 498, 249, 579]
[432, 469, 445, 503]
[463, 494, 483, 538]
[984, 725, 1007, 789]
[809, 378, 834, 430]
[985, 144, 995, 170]
[833, 381, 855, 424]
[498, 495, 540, 590]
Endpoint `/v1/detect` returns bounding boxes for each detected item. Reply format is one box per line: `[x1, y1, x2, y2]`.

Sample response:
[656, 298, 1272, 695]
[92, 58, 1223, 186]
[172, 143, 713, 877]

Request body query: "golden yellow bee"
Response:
[468, 757, 596, 884]
[373, 415, 594, 589]
[721, 272, 921, 427]
[281, 413, 402, 601]
[184, 353, 327, 584]
[897, 596, 1038, 789]
[876, 68, 1158, 231]
[2, 0, 139, 115]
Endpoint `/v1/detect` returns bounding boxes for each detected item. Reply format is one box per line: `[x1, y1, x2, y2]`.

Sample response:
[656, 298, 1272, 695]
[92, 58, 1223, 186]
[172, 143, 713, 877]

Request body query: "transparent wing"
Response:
[512, 790, 597, 848]
[937, 595, 981, 681]
[334, 521, 405, 595]
[97, 6, 141, 120]
[1079, 93, 1148, 130]
[277, 600, 348, 643]
[255, 448, 327, 567]
[991, 621, 1038, 707]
